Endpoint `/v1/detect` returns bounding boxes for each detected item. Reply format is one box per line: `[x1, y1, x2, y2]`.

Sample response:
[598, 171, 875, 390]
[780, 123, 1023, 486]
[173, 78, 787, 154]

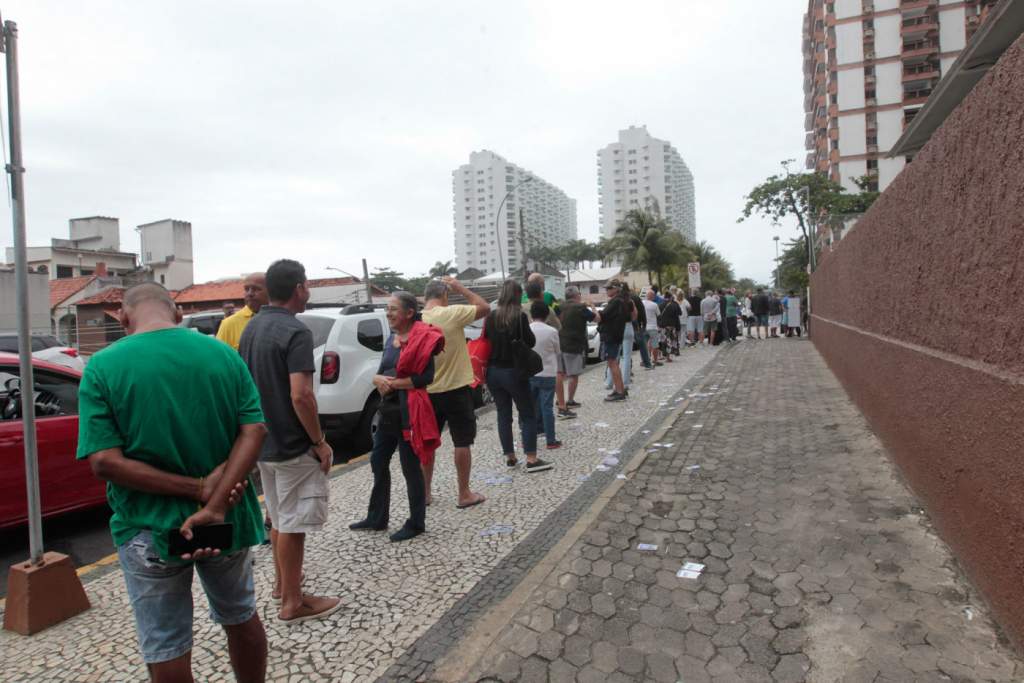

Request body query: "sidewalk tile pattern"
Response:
[463, 338, 1022, 682]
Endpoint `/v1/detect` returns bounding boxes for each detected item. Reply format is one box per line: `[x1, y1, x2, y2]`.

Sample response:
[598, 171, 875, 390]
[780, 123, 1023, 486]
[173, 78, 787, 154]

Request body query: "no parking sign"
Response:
[688, 262, 701, 288]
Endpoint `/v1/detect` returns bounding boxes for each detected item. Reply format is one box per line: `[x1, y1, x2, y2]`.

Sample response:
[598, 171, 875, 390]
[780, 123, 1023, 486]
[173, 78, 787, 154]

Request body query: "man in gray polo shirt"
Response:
[240, 259, 340, 625]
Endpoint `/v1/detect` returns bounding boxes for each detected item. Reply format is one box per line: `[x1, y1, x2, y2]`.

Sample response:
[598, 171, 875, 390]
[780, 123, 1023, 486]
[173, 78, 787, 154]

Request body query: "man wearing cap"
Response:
[598, 280, 635, 402]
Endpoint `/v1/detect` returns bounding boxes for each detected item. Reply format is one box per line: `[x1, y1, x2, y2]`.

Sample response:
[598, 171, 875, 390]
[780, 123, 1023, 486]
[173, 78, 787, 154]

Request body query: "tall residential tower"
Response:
[598, 126, 696, 244]
[453, 151, 577, 275]
[802, 0, 998, 193]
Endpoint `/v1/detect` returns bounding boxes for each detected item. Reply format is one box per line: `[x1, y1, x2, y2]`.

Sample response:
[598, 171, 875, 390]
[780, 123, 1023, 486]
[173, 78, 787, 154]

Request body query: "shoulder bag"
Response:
[511, 313, 544, 383]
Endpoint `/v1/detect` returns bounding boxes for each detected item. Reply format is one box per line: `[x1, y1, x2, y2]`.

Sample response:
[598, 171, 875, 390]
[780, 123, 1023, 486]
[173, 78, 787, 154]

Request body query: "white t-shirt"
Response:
[529, 321, 561, 378]
[641, 299, 661, 331]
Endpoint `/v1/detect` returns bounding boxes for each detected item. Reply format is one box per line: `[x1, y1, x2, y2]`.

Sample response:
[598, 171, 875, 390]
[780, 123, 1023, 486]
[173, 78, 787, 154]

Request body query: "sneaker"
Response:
[546, 441, 563, 450]
[526, 459, 554, 473]
[566, 400, 582, 408]
[604, 392, 627, 402]
[557, 408, 577, 420]
[506, 457, 518, 467]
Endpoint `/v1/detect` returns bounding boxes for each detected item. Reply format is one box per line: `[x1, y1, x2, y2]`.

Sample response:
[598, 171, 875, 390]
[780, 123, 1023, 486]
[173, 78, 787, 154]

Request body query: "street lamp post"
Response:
[326, 266, 365, 303]
[495, 176, 533, 280]
[773, 236, 780, 288]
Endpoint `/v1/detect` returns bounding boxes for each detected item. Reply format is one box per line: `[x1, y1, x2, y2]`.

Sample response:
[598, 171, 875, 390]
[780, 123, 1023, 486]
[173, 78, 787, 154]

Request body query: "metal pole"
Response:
[362, 259, 372, 303]
[5, 20, 44, 566]
[494, 176, 533, 280]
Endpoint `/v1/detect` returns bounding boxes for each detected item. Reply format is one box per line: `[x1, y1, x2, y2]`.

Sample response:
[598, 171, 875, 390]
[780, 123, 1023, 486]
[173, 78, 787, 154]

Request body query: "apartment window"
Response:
[817, 106, 826, 117]
[866, 159, 878, 170]
[830, 94, 838, 105]
[864, 41, 874, 53]
[831, 140, 839, 151]
[866, 136, 878, 145]
[816, 41, 825, 52]
[864, 65, 875, 76]
[866, 112, 877, 123]
[865, 89, 876, 99]
[863, 18, 873, 29]
[828, 48, 837, 62]
[817, 63, 826, 74]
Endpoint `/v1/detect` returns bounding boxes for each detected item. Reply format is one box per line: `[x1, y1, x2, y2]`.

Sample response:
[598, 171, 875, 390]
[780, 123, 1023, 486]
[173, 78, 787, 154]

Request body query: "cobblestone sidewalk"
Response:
[452, 338, 1022, 682]
[0, 345, 719, 682]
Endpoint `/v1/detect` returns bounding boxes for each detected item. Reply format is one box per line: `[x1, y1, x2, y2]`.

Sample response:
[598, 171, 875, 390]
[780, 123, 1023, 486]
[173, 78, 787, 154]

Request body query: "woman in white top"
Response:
[742, 290, 755, 338]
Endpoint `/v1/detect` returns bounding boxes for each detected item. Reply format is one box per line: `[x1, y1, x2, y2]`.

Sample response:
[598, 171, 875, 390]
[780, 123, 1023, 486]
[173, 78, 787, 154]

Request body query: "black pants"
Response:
[365, 428, 426, 531]
[727, 317, 739, 340]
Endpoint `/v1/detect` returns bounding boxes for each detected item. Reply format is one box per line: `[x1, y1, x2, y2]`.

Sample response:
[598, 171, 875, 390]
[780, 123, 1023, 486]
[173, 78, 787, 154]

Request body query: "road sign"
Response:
[687, 262, 701, 288]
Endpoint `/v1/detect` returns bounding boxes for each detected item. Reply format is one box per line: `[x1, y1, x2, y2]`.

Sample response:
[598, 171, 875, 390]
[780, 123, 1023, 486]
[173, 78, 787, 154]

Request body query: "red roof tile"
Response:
[174, 281, 244, 304]
[49, 276, 96, 308]
[76, 287, 126, 306]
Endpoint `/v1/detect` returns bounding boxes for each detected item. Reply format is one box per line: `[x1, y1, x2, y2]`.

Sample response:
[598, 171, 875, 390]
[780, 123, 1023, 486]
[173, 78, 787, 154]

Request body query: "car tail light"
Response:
[60, 348, 79, 358]
[320, 352, 340, 384]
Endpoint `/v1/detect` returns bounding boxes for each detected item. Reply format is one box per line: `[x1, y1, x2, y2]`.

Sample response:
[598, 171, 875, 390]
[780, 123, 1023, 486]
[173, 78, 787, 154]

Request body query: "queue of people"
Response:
[741, 287, 805, 339]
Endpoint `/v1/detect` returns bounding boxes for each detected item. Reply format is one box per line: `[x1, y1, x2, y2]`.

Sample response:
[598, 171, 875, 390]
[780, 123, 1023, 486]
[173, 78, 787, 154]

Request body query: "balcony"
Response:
[903, 87, 933, 105]
[900, 0, 937, 8]
[902, 39, 939, 59]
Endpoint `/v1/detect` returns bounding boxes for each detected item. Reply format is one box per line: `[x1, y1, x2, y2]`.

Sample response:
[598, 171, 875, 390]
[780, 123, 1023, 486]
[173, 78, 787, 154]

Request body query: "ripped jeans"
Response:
[118, 530, 256, 663]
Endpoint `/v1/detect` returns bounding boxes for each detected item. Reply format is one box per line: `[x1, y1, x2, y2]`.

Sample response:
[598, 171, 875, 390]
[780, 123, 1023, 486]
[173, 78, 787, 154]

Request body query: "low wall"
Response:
[810, 33, 1024, 650]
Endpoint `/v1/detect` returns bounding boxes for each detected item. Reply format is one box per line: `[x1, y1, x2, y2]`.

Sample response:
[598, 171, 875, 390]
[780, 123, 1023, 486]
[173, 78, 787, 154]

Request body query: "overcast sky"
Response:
[0, 0, 807, 286]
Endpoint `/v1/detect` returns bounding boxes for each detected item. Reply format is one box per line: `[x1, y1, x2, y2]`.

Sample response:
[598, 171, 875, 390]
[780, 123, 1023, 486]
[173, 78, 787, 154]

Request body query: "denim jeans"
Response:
[487, 365, 537, 455]
[366, 428, 426, 532]
[605, 323, 634, 389]
[634, 327, 651, 368]
[118, 531, 255, 664]
[523, 375, 556, 446]
[720, 315, 731, 342]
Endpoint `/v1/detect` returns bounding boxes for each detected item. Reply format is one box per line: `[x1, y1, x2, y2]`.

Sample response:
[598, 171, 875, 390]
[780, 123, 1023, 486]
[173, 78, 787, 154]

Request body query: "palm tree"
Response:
[595, 237, 616, 267]
[428, 260, 458, 279]
[687, 241, 735, 292]
[612, 207, 684, 285]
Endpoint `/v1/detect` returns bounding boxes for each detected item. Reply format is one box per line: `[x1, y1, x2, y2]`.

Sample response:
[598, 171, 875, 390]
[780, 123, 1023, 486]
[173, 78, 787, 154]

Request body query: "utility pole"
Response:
[362, 259, 373, 304]
[518, 208, 528, 283]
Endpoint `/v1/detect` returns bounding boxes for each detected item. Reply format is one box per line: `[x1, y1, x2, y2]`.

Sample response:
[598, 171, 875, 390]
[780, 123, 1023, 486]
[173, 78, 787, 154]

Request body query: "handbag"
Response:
[376, 369, 403, 437]
[512, 313, 544, 383]
[467, 317, 492, 387]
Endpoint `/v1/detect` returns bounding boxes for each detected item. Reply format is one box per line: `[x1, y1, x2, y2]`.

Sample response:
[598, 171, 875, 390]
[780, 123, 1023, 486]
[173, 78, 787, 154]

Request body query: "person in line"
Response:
[785, 290, 803, 337]
[485, 280, 553, 473]
[699, 290, 719, 347]
[240, 259, 340, 624]
[686, 288, 703, 347]
[351, 291, 444, 540]
[780, 290, 790, 336]
[522, 272, 561, 315]
[217, 272, 269, 351]
[725, 288, 740, 343]
[525, 280, 568, 426]
[659, 291, 684, 360]
[742, 289, 755, 338]
[629, 286, 652, 370]
[78, 282, 268, 681]
[641, 289, 662, 367]
[768, 291, 783, 338]
[649, 284, 665, 304]
[716, 288, 731, 344]
[557, 286, 599, 410]
[421, 276, 491, 508]
[222, 301, 236, 321]
[599, 280, 635, 401]
[604, 282, 637, 393]
[750, 287, 770, 339]
[524, 301, 563, 450]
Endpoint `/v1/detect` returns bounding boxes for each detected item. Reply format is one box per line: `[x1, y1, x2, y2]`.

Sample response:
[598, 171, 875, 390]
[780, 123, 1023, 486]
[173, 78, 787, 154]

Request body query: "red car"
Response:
[0, 352, 108, 531]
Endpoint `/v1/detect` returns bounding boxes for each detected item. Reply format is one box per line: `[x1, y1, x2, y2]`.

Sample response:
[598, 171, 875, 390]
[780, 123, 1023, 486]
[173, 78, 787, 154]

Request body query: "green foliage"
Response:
[427, 261, 458, 279]
[686, 241, 734, 293]
[369, 267, 406, 293]
[775, 238, 810, 292]
[612, 201, 686, 285]
[404, 274, 431, 296]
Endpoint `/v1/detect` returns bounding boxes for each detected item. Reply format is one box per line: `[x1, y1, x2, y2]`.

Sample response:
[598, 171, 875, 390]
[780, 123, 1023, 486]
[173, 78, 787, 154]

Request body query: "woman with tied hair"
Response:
[484, 280, 553, 473]
[742, 289, 755, 338]
[349, 291, 445, 542]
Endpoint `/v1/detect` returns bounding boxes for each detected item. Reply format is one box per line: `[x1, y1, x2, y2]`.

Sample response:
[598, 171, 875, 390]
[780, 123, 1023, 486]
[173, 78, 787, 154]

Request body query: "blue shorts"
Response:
[602, 342, 622, 360]
[118, 531, 256, 664]
[646, 329, 661, 346]
[755, 314, 769, 326]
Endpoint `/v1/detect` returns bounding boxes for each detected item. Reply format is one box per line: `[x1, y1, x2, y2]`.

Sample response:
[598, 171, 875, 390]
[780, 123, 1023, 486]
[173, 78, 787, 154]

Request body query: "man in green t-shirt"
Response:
[521, 272, 561, 316]
[725, 289, 740, 344]
[78, 282, 268, 681]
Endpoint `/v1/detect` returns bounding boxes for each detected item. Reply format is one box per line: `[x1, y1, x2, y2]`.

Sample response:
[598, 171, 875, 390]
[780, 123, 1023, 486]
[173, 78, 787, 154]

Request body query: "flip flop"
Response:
[456, 492, 486, 509]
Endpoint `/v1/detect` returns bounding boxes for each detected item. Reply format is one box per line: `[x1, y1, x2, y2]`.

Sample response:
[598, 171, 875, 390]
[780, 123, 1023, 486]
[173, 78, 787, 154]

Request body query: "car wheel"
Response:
[352, 393, 381, 454]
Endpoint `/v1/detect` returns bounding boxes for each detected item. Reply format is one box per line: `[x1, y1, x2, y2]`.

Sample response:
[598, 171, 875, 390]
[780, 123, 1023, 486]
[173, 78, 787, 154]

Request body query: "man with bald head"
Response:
[217, 272, 269, 351]
[77, 282, 269, 682]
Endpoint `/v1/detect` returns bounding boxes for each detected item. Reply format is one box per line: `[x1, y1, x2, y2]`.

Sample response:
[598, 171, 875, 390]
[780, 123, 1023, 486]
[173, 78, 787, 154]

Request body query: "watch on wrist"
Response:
[313, 434, 327, 447]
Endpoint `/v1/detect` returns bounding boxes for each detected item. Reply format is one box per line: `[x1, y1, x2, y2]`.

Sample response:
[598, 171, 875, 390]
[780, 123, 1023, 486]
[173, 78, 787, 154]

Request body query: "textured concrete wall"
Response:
[810, 34, 1024, 650]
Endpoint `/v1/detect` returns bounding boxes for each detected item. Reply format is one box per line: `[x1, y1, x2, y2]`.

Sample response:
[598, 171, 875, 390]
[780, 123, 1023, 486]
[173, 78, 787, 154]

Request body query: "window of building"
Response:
[864, 65, 875, 77]
[57, 265, 75, 278]
[866, 112, 877, 123]
[866, 136, 878, 145]
[830, 94, 838, 105]
[863, 18, 873, 29]
[865, 89, 876, 99]
[866, 159, 878, 170]
[160, 274, 166, 284]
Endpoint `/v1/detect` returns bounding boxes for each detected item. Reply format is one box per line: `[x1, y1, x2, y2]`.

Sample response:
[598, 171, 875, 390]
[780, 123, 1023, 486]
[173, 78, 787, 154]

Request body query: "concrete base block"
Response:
[3, 552, 91, 635]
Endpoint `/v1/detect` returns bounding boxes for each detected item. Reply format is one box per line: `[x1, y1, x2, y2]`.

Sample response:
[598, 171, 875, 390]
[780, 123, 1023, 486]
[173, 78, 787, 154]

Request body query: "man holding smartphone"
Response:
[78, 282, 268, 683]
[240, 259, 341, 625]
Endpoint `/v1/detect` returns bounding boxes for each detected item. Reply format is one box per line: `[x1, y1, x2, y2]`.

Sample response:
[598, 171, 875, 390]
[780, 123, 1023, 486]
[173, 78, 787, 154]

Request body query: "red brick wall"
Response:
[810, 34, 1024, 650]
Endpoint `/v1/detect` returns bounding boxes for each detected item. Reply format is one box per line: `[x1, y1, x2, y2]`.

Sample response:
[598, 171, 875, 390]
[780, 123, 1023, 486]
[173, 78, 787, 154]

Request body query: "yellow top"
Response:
[215, 306, 254, 351]
[421, 304, 478, 394]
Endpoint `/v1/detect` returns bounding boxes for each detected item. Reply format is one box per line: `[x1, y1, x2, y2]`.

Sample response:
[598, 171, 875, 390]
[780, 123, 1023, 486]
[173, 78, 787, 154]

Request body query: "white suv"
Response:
[296, 303, 390, 453]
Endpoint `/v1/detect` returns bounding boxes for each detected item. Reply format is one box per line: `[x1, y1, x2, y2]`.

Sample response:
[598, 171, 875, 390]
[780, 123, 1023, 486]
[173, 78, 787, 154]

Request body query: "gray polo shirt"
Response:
[239, 305, 316, 462]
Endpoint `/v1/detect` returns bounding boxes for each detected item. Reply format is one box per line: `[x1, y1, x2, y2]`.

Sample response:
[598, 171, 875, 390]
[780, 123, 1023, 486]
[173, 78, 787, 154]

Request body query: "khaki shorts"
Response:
[258, 451, 330, 534]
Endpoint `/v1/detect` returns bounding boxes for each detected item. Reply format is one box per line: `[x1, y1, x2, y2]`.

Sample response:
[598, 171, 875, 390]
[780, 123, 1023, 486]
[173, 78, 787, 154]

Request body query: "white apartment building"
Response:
[803, 0, 995, 193]
[597, 126, 696, 244]
[4, 216, 138, 279]
[453, 151, 577, 275]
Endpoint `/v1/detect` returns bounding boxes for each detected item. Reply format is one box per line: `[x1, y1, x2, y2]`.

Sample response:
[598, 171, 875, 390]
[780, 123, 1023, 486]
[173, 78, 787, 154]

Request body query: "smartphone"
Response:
[167, 523, 234, 556]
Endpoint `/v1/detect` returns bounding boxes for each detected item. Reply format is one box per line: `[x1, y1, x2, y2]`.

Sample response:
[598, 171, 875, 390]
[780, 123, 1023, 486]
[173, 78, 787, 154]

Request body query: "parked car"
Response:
[296, 303, 390, 454]
[179, 311, 225, 336]
[0, 352, 108, 531]
[585, 322, 600, 362]
[0, 333, 86, 372]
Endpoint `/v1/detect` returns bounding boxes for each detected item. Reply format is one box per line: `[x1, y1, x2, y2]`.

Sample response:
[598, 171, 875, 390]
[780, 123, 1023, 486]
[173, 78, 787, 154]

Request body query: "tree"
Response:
[404, 273, 431, 297]
[737, 160, 880, 270]
[612, 200, 684, 285]
[370, 267, 405, 293]
[686, 240, 734, 293]
[775, 238, 810, 292]
[428, 260, 458, 279]
[595, 237, 616, 267]
[562, 239, 591, 280]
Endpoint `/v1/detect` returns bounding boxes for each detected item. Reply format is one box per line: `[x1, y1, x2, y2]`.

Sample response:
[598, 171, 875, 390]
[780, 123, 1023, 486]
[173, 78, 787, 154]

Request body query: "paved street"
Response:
[0, 345, 716, 681]
[445, 337, 1023, 683]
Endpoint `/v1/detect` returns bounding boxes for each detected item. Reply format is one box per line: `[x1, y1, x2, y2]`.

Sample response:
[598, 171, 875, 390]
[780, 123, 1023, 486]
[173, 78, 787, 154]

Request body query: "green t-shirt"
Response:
[522, 290, 560, 316]
[725, 295, 739, 317]
[77, 327, 265, 561]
